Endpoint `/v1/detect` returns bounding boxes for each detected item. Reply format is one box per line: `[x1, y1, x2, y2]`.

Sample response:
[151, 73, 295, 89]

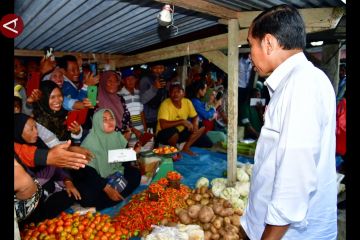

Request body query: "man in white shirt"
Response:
[240, 4, 337, 240]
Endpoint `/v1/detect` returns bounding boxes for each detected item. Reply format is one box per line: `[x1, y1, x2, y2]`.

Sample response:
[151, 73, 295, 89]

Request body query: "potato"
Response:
[204, 231, 212, 240]
[160, 218, 168, 226]
[179, 211, 192, 224]
[198, 206, 215, 223]
[200, 198, 210, 206]
[234, 208, 243, 216]
[193, 193, 202, 202]
[202, 223, 211, 230]
[219, 208, 234, 217]
[212, 203, 223, 215]
[188, 204, 202, 219]
[218, 228, 227, 237]
[200, 186, 208, 194]
[184, 193, 190, 200]
[168, 222, 177, 227]
[211, 233, 220, 240]
[223, 234, 239, 240]
[224, 224, 239, 234]
[175, 208, 184, 215]
[210, 225, 218, 234]
[224, 216, 231, 225]
[229, 215, 240, 226]
[223, 200, 232, 208]
[186, 199, 196, 206]
[202, 193, 210, 199]
[212, 218, 222, 229]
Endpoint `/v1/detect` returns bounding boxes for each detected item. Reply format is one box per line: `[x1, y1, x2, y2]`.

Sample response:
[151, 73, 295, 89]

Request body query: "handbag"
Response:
[106, 171, 128, 194]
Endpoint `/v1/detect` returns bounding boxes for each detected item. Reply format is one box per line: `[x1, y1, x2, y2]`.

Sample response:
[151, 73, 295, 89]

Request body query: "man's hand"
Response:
[47, 140, 89, 169]
[40, 56, 56, 76]
[64, 180, 81, 200]
[83, 72, 99, 86]
[153, 79, 166, 89]
[68, 145, 95, 161]
[26, 89, 42, 104]
[67, 121, 81, 135]
[183, 120, 194, 132]
[82, 98, 95, 108]
[103, 184, 124, 202]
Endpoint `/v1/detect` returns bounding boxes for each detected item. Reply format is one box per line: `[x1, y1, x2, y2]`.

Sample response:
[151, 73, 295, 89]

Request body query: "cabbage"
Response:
[195, 177, 209, 188]
[211, 182, 226, 197]
[236, 168, 250, 182]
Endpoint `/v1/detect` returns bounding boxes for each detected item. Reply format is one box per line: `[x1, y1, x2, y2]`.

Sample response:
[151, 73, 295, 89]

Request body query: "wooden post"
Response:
[321, 43, 341, 94]
[227, 19, 239, 186]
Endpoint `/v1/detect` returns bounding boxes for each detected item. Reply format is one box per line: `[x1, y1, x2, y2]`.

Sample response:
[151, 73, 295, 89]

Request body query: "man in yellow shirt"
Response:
[156, 84, 206, 156]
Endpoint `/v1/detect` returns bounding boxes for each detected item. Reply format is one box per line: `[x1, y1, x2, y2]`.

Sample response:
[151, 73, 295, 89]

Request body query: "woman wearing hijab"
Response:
[97, 71, 132, 139]
[32, 81, 82, 142]
[14, 113, 80, 224]
[70, 109, 141, 210]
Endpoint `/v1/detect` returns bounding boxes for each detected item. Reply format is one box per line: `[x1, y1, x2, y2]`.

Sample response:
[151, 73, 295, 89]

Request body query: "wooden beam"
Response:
[237, 7, 344, 29]
[14, 49, 123, 62]
[154, 0, 238, 19]
[201, 50, 228, 74]
[116, 7, 342, 67]
[116, 33, 230, 67]
[227, 19, 239, 186]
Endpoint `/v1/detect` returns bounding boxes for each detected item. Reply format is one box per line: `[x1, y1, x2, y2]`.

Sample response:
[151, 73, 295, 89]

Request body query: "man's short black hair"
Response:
[250, 4, 306, 50]
[58, 55, 78, 70]
[169, 82, 184, 92]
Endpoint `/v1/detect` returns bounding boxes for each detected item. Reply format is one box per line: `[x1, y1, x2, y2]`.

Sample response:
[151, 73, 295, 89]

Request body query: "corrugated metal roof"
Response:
[15, 0, 345, 55]
[15, 0, 218, 54]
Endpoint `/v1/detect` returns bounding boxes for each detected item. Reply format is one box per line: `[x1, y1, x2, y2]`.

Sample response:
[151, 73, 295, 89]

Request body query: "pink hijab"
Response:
[97, 71, 124, 128]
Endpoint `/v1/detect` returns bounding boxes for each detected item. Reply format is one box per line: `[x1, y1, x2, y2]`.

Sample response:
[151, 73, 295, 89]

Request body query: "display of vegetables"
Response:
[221, 141, 257, 156]
[175, 186, 244, 240]
[202, 164, 252, 212]
[21, 211, 130, 240]
[112, 177, 191, 237]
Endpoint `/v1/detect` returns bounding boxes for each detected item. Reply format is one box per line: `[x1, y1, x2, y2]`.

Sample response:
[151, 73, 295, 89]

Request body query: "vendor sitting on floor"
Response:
[155, 83, 206, 156]
[70, 108, 142, 211]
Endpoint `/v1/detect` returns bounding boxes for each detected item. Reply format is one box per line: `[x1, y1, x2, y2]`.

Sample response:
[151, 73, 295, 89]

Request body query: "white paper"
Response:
[108, 149, 137, 163]
[250, 98, 266, 106]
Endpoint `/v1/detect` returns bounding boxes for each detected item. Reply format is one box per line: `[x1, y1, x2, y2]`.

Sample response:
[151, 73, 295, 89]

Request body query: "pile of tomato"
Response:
[21, 211, 131, 240]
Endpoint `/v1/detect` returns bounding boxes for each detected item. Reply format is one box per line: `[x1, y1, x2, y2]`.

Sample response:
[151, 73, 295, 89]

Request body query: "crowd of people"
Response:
[14, 4, 344, 239]
[13, 52, 233, 227]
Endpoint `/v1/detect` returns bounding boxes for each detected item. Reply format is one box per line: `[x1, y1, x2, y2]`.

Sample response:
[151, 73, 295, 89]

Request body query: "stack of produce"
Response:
[175, 186, 244, 240]
[204, 164, 253, 211]
[21, 211, 129, 240]
[112, 173, 190, 237]
[221, 141, 257, 156]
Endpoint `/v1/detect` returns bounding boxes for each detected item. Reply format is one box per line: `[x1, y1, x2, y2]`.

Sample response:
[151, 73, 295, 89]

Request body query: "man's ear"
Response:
[263, 34, 277, 55]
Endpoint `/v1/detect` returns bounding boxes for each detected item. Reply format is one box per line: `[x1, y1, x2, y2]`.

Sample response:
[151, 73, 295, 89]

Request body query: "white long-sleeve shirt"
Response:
[241, 52, 337, 240]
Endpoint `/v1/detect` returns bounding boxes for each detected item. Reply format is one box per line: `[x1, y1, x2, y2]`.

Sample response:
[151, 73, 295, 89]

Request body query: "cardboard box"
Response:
[139, 156, 161, 175]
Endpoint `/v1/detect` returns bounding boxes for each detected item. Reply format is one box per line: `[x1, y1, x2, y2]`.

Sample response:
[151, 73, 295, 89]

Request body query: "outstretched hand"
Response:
[47, 140, 89, 169]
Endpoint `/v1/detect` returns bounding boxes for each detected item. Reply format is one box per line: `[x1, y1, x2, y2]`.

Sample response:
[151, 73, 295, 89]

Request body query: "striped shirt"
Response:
[118, 87, 144, 146]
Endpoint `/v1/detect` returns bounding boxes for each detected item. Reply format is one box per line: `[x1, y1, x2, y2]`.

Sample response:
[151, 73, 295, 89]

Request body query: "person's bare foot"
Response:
[181, 148, 197, 156]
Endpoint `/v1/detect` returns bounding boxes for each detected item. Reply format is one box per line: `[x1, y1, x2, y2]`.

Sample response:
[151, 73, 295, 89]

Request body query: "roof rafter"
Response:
[154, 0, 238, 19]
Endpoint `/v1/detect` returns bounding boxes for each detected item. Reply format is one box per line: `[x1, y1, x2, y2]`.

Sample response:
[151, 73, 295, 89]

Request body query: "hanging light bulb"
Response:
[157, 4, 173, 27]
